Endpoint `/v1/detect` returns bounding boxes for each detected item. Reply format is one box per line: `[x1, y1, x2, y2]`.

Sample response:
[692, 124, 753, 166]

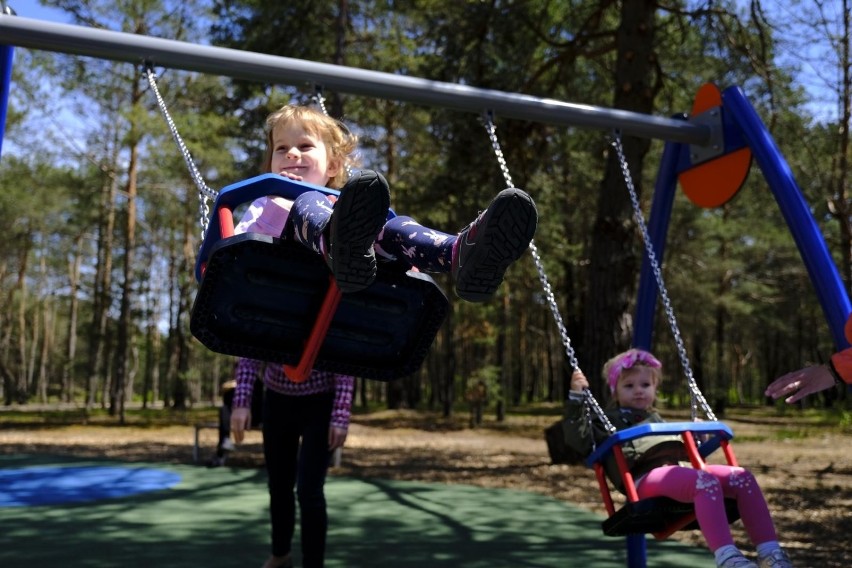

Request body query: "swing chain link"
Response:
[311, 87, 331, 116]
[483, 113, 616, 435]
[144, 65, 218, 241]
[483, 112, 515, 189]
[609, 132, 716, 422]
[313, 87, 353, 179]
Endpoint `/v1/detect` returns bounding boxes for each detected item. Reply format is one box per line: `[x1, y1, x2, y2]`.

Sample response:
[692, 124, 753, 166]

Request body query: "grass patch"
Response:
[0, 406, 220, 427]
[772, 428, 813, 441]
[729, 435, 769, 443]
[1, 403, 849, 437]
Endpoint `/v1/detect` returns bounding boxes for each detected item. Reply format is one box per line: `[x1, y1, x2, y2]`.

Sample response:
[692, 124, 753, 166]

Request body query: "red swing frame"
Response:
[586, 421, 739, 539]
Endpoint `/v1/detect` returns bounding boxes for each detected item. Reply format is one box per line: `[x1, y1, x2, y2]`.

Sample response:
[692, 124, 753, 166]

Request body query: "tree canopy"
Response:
[1, 0, 849, 415]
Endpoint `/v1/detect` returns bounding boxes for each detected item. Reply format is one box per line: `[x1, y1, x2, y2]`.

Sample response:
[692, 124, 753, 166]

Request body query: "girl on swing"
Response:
[563, 348, 793, 568]
[235, 103, 538, 300]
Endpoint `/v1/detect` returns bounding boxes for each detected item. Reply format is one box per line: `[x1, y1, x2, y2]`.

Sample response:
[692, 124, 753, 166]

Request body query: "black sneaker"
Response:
[206, 456, 226, 468]
[452, 188, 537, 302]
[326, 170, 391, 293]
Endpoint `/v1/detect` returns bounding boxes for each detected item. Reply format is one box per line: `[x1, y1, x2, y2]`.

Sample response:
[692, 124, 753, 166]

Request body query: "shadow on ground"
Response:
[0, 454, 715, 567]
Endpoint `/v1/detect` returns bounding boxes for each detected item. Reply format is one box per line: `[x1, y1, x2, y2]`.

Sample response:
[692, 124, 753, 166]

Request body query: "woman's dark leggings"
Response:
[263, 389, 334, 568]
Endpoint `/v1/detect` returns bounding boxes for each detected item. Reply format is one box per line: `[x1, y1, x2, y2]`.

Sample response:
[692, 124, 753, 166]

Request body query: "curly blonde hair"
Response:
[261, 105, 359, 189]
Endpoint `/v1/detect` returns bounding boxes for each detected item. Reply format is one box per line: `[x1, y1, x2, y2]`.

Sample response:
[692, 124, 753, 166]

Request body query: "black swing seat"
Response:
[586, 421, 741, 539]
[602, 495, 740, 537]
[189, 174, 450, 382]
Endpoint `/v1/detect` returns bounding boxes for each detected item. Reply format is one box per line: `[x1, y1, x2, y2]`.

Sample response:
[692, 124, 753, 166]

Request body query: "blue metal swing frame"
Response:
[635, 86, 852, 352]
[1, 20, 849, 565]
[621, 85, 852, 567]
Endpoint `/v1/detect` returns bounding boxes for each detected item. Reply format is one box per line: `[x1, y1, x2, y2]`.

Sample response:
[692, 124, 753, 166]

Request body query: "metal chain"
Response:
[527, 242, 579, 371]
[609, 132, 716, 421]
[312, 88, 353, 179]
[144, 65, 217, 240]
[483, 112, 515, 188]
[483, 113, 615, 435]
[311, 88, 330, 116]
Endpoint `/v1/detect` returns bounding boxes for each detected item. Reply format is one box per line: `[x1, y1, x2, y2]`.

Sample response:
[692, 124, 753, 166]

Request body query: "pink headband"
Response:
[607, 350, 661, 393]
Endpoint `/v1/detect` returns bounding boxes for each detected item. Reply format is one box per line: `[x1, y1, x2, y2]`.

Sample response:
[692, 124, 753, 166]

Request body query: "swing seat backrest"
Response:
[195, 174, 361, 282]
[585, 421, 741, 539]
[190, 174, 450, 382]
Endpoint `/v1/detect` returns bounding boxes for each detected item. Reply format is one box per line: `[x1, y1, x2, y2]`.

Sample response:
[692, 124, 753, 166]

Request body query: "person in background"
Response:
[465, 379, 488, 428]
[206, 380, 236, 467]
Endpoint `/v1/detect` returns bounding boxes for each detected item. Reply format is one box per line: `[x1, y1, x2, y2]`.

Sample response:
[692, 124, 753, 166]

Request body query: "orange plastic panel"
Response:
[679, 83, 752, 208]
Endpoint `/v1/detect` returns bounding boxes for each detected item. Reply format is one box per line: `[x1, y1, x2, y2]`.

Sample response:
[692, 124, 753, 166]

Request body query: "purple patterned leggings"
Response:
[289, 191, 457, 273]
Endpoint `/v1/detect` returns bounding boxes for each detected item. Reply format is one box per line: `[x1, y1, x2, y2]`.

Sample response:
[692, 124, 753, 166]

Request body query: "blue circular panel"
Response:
[0, 466, 182, 507]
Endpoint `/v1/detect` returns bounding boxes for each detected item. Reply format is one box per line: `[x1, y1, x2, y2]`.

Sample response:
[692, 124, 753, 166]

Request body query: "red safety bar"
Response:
[214, 204, 342, 383]
[597, 429, 740, 540]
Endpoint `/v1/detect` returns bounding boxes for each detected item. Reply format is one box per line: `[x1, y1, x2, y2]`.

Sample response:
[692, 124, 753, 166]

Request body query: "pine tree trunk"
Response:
[62, 233, 83, 402]
[113, 133, 140, 423]
[582, 0, 659, 398]
[87, 170, 118, 409]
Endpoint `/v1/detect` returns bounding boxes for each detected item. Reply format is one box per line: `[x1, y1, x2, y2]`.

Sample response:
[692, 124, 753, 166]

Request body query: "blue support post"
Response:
[626, 534, 648, 568]
[723, 86, 852, 350]
[627, 139, 681, 563]
[0, 43, 14, 159]
[633, 137, 684, 350]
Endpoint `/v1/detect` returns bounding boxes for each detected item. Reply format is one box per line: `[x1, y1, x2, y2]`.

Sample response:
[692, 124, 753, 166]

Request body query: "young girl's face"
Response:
[614, 366, 657, 411]
[269, 121, 341, 187]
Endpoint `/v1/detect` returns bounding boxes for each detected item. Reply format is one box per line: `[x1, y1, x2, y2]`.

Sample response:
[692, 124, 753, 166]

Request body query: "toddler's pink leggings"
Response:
[636, 464, 777, 550]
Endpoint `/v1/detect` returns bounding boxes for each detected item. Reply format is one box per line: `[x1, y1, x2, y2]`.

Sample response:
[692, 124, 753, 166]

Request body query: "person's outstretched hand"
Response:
[765, 365, 836, 404]
[230, 407, 252, 444]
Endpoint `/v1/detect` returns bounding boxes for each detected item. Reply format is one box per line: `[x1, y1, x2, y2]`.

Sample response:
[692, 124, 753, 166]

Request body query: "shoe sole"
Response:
[455, 188, 538, 302]
[327, 170, 391, 293]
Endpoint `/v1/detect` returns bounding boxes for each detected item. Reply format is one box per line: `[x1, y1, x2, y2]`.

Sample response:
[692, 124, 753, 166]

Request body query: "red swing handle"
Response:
[282, 276, 342, 383]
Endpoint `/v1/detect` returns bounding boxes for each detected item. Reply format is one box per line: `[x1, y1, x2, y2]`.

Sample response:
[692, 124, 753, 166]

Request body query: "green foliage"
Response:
[839, 410, 852, 431]
[0, 405, 212, 426]
[1, 0, 849, 415]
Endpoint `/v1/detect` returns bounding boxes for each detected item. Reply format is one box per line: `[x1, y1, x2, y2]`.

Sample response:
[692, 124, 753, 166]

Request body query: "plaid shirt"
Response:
[234, 358, 354, 430]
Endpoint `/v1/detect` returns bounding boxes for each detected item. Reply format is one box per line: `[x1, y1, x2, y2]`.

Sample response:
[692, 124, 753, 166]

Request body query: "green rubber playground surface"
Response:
[0, 454, 715, 567]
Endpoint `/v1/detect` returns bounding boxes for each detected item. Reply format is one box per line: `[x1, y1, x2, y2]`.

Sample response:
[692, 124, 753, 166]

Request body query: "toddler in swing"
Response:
[562, 348, 792, 568]
[235, 104, 538, 301]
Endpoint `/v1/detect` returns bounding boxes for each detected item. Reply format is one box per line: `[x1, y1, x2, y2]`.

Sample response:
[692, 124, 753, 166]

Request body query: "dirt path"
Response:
[0, 409, 849, 566]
